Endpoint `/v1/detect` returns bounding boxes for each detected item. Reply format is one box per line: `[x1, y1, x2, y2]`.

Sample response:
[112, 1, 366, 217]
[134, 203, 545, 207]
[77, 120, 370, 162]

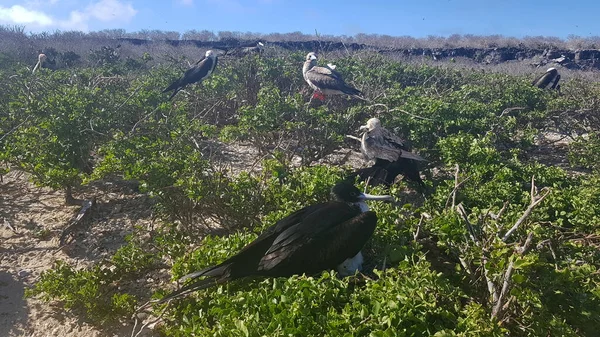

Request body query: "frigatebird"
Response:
[347, 118, 426, 187]
[532, 67, 561, 92]
[302, 52, 363, 100]
[162, 49, 218, 100]
[157, 181, 393, 303]
[224, 41, 265, 57]
[32, 53, 47, 74]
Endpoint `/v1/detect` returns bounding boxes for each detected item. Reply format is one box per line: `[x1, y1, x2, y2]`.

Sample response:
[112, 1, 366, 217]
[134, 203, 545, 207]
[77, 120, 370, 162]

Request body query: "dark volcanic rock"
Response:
[111, 37, 600, 71]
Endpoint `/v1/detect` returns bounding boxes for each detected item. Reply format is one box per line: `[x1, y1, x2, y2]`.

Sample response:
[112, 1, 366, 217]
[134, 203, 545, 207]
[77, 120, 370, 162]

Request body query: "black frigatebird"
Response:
[162, 49, 218, 100]
[532, 67, 561, 92]
[157, 181, 393, 303]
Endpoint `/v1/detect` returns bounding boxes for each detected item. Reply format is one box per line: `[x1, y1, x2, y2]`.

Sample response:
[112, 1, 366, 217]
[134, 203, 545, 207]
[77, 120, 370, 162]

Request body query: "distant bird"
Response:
[163, 49, 218, 100]
[532, 67, 561, 92]
[302, 52, 363, 100]
[157, 181, 393, 303]
[225, 41, 265, 57]
[347, 118, 426, 187]
[32, 53, 47, 74]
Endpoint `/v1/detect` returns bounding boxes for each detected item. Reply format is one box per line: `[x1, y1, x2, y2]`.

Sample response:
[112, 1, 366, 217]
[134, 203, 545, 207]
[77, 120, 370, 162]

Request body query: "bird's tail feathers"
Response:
[343, 85, 363, 97]
[162, 79, 180, 93]
[167, 88, 180, 100]
[179, 264, 228, 282]
[156, 276, 228, 304]
[155, 264, 230, 304]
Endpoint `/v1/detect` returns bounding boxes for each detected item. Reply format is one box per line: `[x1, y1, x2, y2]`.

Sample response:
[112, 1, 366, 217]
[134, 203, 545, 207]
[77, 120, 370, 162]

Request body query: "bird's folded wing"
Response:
[364, 136, 400, 162]
[259, 203, 358, 269]
[261, 211, 378, 272]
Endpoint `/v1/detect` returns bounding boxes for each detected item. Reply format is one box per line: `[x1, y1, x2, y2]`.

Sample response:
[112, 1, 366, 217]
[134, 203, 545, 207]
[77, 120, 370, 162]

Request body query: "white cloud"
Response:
[178, 0, 194, 5]
[0, 0, 137, 32]
[0, 5, 53, 26]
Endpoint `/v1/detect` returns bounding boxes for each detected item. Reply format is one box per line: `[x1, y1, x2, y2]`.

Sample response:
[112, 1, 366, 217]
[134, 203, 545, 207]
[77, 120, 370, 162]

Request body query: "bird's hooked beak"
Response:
[358, 193, 394, 202]
[358, 124, 369, 132]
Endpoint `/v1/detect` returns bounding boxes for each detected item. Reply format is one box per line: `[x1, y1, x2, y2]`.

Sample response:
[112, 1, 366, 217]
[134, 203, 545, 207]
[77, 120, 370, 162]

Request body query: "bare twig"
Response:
[456, 203, 479, 245]
[482, 252, 498, 303]
[492, 232, 534, 319]
[363, 176, 372, 193]
[445, 165, 472, 209]
[498, 107, 526, 118]
[0, 116, 31, 143]
[130, 106, 161, 134]
[490, 201, 510, 220]
[365, 103, 435, 121]
[131, 304, 169, 337]
[501, 176, 551, 242]
[345, 134, 362, 142]
[413, 213, 428, 241]
[452, 164, 459, 209]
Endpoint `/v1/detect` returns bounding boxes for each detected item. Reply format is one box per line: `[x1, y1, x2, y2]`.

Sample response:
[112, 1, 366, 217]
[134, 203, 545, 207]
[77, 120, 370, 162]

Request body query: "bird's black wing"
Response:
[532, 70, 558, 89]
[260, 211, 377, 275]
[551, 74, 561, 89]
[179, 56, 214, 86]
[157, 203, 325, 303]
[258, 202, 363, 273]
[176, 202, 326, 281]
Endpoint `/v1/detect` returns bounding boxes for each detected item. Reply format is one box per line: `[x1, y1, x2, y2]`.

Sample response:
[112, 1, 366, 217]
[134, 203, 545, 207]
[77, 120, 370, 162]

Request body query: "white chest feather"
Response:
[335, 201, 369, 276]
[357, 201, 369, 213]
[336, 251, 364, 276]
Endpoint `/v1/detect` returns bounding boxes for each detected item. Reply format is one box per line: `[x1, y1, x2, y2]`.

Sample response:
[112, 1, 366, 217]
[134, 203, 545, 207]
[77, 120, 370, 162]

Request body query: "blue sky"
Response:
[0, 0, 598, 39]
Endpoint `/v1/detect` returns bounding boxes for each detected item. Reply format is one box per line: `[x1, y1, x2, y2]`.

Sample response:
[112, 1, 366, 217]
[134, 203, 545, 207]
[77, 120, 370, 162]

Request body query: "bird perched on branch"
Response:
[302, 52, 363, 101]
[532, 67, 561, 92]
[32, 53, 47, 74]
[156, 181, 393, 303]
[163, 49, 218, 100]
[347, 118, 426, 187]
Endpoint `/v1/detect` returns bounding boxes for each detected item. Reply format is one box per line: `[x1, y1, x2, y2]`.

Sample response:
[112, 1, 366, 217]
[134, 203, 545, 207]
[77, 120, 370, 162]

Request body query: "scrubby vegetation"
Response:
[2, 32, 599, 336]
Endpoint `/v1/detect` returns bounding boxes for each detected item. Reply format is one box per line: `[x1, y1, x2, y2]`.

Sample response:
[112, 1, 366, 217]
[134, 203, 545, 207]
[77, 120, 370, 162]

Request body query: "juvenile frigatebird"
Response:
[32, 53, 47, 74]
[162, 49, 218, 100]
[532, 67, 561, 92]
[302, 52, 363, 101]
[347, 118, 427, 187]
[157, 181, 393, 303]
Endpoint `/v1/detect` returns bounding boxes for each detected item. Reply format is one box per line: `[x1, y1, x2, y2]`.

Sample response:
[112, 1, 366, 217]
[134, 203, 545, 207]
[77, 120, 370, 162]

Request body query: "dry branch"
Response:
[492, 232, 534, 319]
[501, 176, 550, 242]
[445, 164, 472, 209]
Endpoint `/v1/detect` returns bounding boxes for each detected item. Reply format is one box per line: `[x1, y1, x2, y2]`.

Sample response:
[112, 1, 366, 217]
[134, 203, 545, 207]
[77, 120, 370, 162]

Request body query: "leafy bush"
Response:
[2, 44, 598, 336]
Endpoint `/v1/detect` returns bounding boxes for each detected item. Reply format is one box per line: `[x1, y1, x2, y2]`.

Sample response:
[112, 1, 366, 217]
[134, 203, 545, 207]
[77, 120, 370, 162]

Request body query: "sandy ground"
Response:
[0, 170, 157, 337]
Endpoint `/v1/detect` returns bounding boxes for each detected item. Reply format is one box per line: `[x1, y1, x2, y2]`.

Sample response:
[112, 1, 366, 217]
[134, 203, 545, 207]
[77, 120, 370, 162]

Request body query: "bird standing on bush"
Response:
[157, 181, 393, 303]
[32, 53, 47, 74]
[347, 118, 427, 187]
[302, 52, 363, 101]
[532, 67, 561, 92]
[163, 49, 218, 100]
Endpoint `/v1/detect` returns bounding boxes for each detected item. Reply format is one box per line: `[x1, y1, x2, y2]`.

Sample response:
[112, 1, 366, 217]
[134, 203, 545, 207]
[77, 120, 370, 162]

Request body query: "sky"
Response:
[0, 0, 599, 39]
